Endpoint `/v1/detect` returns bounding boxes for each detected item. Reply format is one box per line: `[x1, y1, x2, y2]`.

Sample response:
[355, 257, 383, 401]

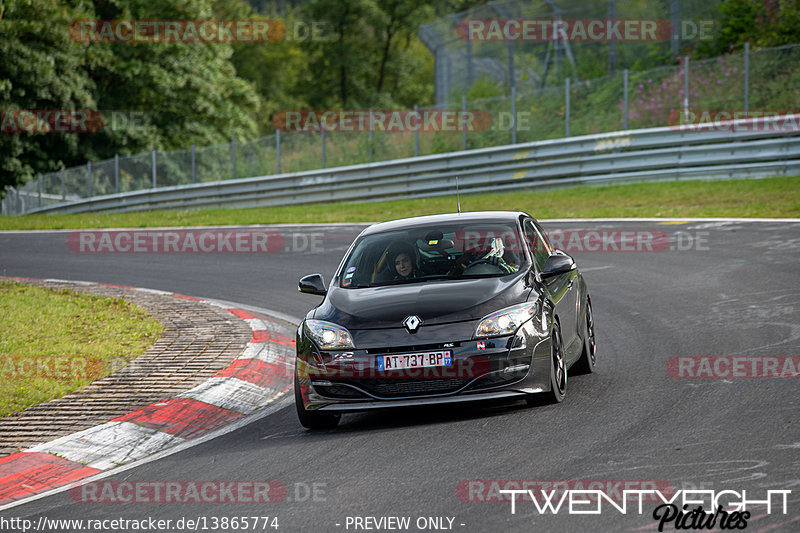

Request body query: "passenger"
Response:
[394, 252, 414, 278]
[386, 241, 420, 281]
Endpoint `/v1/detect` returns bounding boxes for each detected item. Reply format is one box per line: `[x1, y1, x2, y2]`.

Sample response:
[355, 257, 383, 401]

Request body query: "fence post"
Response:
[37, 173, 41, 208]
[87, 161, 92, 197]
[462, 94, 467, 150]
[670, 0, 679, 56]
[191, 143, 196, 183]
[414, 104, 419, 157]
[61, 166, 65, 201]
[511, 86, 517, 144]
[276, 130, 281, 174]
[683, 55, 689, 122]
[114, 154, 119, 194]
[231, 134, 237, 179]
[321, 128, 326, 169]
[152, 149, 156, 188]
[565, 77, 571, 137]
[744, 42, 750, 118]
[368, 110, 373, 163]
[608, 0, 617, 73]
[623, 69, 629, 130]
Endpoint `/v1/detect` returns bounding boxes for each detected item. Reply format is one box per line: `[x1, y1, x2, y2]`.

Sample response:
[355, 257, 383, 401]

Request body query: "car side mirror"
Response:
[299, 273, 327, 296]
[540, 253, 575, 278]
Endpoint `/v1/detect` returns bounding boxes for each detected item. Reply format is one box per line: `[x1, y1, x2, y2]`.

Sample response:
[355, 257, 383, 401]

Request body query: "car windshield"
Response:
[339, 221, 529, 288]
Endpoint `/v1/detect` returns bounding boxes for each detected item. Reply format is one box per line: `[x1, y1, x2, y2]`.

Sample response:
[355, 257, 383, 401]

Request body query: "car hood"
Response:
[313, 273, 530, 330]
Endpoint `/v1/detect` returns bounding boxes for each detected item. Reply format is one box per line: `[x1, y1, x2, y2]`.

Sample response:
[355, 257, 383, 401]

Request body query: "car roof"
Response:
[361, 211, 529, 236]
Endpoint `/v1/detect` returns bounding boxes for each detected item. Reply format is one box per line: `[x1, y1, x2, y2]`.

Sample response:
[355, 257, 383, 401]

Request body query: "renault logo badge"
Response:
[403, 315, 422, 333]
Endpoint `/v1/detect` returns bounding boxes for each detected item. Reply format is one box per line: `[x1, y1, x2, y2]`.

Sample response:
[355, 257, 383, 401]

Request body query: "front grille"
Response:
[315, 385, 366, 399]
[468, 369, 526, 390]
[364, 378, 469, 397]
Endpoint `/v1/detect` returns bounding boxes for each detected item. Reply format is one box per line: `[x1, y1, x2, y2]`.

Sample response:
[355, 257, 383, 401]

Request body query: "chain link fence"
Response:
[3, 43, 799, 216]
[418, 0, 722, 106]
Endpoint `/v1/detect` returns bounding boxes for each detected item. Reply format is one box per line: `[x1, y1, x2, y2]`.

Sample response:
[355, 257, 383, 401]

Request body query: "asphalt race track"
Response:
[1, 219, 799, 532]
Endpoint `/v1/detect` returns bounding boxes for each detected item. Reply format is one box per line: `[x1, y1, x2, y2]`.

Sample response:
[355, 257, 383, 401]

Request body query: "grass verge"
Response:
[0, 282, 162, 419]
[1, 176, 798, 230]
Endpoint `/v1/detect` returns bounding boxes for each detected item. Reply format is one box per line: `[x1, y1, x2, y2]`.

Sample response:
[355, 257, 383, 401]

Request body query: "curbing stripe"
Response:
[228, 308, 258, 320]
[177, 377, 284, 415]
[252, 330, 296, 346]
[239, 342, 290, 365]
[0, 278, 295, 506]
[112, 398, 244, 440]
[26, 422, 186, 471]
[133, 287, 172, 296]
[171, 293, 204, 301]
[216, 359, 292, 391]
[0, 453, 101, 501]
[245, 317, 277, 330]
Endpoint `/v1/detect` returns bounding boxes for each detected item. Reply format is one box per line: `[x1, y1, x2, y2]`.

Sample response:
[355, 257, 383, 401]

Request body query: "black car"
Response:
[294, 211, 596, 429]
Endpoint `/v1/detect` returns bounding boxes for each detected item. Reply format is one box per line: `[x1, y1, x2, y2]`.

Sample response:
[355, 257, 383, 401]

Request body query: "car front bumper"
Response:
[296, 317, 553, 412]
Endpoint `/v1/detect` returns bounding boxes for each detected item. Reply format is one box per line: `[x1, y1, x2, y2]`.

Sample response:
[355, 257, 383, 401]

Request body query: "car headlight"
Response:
[304, 319, 355, 349]
[474, 302, 538, 338]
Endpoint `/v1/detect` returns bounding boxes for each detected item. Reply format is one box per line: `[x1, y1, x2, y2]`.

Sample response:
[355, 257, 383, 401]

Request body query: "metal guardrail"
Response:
[12, 115, 800, 215]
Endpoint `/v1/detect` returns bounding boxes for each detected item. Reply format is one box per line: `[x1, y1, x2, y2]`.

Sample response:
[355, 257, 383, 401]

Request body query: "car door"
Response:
[524, 219, 581, 362]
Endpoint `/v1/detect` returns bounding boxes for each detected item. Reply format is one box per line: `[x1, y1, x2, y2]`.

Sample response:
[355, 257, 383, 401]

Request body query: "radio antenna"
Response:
[456, 176, 461, 214]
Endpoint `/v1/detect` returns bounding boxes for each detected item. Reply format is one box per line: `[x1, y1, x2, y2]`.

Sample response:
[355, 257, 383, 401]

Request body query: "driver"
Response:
[385, 241, 421, 280]
[448, 237, 512, 276]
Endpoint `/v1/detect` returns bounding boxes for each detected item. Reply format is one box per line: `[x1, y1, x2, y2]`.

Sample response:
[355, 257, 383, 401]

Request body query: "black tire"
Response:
[527, 323, 567, 405]
[572, 299, 597, 375]
[294, 373, 340, 430]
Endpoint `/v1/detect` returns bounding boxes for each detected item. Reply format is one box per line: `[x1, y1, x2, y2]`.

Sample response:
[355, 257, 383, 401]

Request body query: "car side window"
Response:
[523, 219, 550, 272]
[532, 220, 553, 250]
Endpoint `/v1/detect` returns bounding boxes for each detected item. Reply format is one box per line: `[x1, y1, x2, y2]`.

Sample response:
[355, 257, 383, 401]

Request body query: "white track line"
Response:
[1, 219, 798, 235]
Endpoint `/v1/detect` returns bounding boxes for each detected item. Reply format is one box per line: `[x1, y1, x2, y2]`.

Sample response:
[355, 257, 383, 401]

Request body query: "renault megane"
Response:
[294, 211, 596, 429]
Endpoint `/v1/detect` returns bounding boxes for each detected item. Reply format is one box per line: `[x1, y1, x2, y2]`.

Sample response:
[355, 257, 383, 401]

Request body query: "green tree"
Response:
[0, 0, 96, 193]
[300, 0, 379, 108]
[0, 0, 261, 196]
[85, 0, 260, 156]
[694, 0, 800, 57]
[217, 0, 311, 133]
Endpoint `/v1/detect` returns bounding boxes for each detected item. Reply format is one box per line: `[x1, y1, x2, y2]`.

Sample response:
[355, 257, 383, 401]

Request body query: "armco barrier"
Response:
[13, 115, 800, 215]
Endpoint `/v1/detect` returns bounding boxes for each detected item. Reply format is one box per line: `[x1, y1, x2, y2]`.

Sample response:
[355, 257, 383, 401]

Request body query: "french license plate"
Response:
[377, 350, 452, 371]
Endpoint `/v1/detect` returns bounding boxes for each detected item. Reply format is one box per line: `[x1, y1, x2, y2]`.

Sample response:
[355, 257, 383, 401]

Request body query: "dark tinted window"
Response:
[523, 219, 550, 272]
[339, 221, 529, 288]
